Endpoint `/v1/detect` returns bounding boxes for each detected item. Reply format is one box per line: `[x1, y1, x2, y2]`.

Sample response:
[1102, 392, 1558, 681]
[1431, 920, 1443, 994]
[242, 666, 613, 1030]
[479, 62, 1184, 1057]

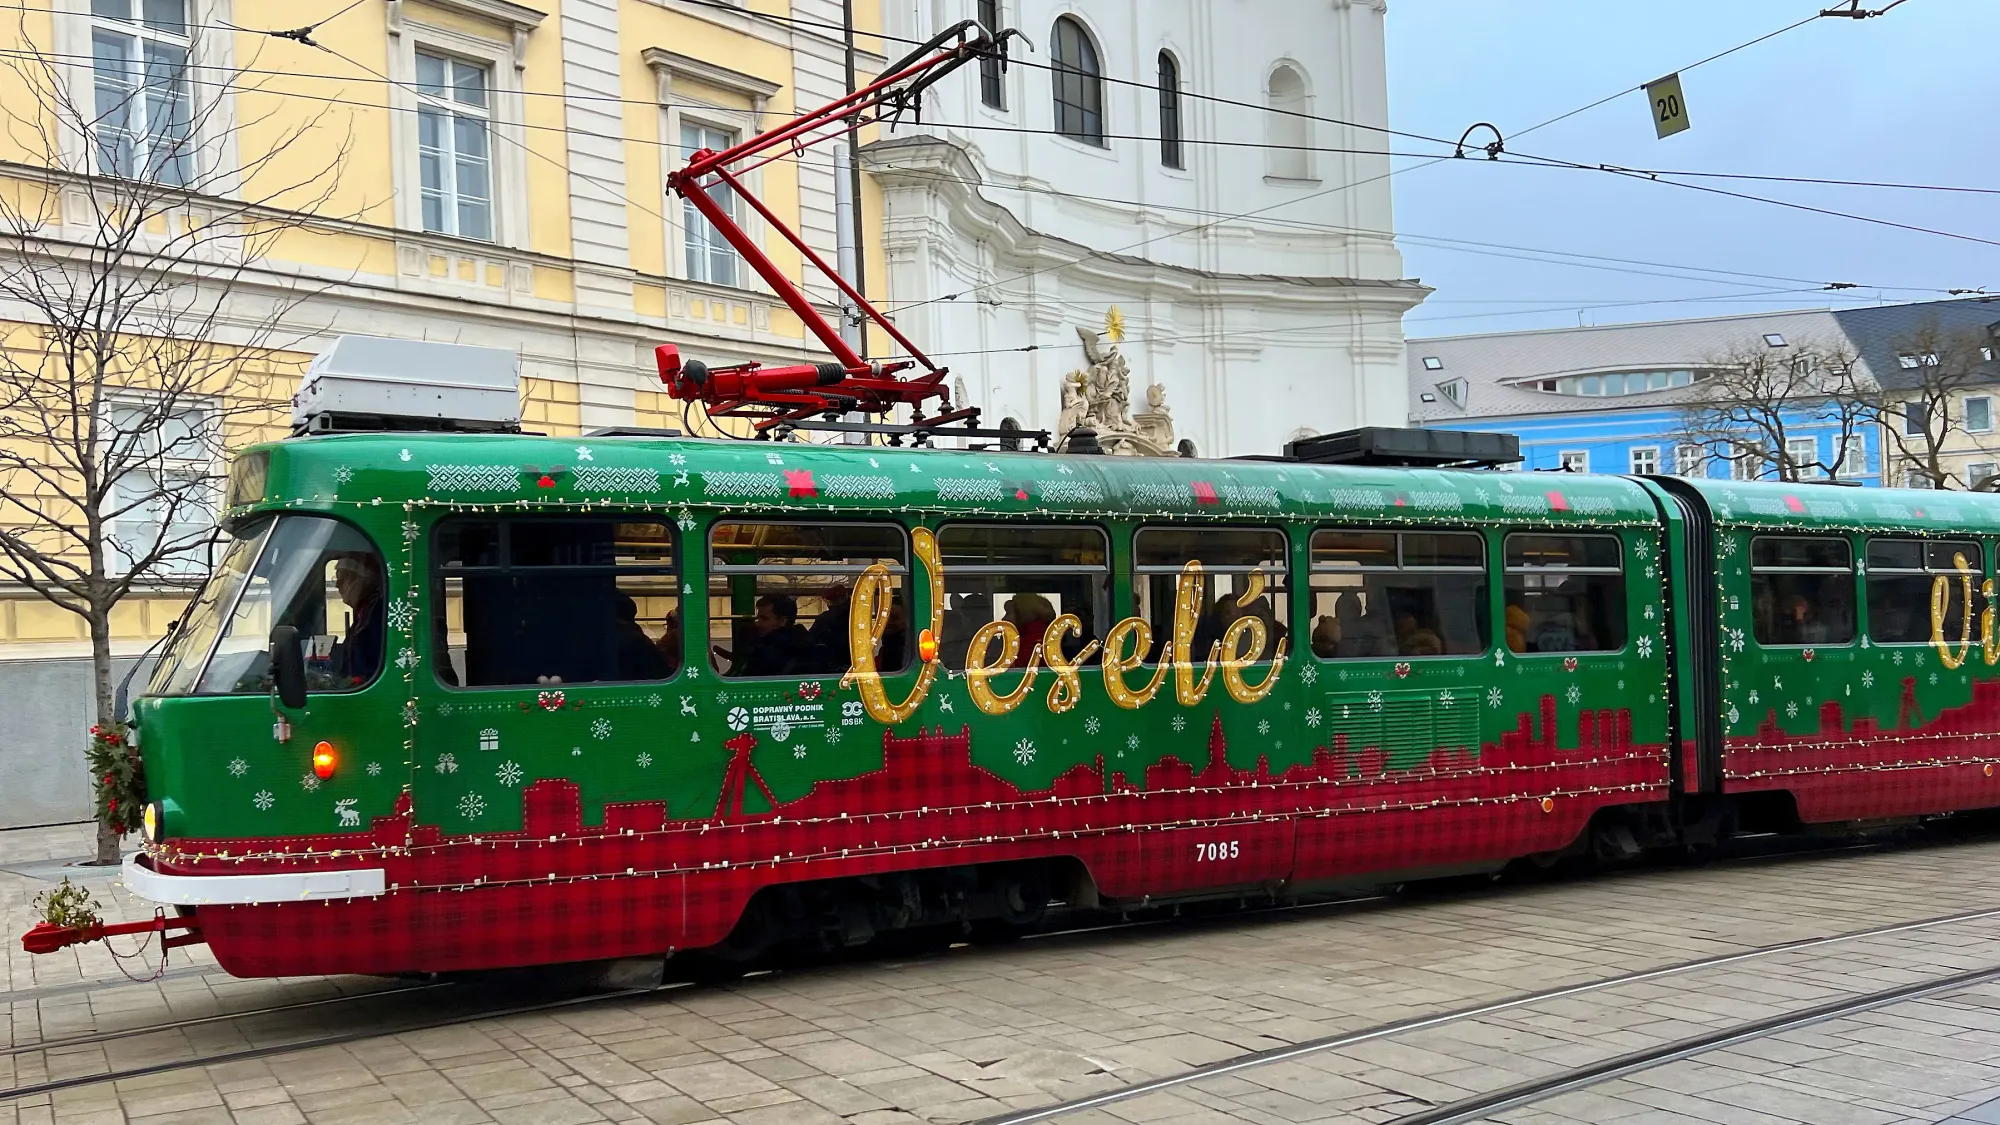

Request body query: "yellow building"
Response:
[0, 0, 887, 659]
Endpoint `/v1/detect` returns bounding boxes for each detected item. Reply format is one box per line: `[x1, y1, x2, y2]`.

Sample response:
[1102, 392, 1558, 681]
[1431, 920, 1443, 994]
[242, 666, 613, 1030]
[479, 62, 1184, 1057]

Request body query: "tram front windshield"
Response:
[148, 515, 388, 697]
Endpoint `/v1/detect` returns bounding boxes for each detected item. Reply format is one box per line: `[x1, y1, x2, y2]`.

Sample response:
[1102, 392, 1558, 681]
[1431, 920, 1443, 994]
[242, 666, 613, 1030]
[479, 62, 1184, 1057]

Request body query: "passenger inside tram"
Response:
[331, 552, 386, 685]
[713, 595, 815, 677]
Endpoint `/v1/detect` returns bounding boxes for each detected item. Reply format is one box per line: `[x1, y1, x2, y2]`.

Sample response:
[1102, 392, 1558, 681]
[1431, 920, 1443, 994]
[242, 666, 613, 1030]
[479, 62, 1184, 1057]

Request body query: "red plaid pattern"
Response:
[163, 697, 1677, 976]
[1723, 676, 2000, 822]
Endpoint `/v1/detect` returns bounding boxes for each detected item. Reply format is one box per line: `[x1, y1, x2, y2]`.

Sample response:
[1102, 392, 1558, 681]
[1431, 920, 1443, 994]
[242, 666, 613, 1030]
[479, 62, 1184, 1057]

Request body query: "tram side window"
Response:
[1749, 536, 1855, 646]
[434, 518, 680, 687]
[1503, 534, 1627, 653]
[1134, 527, 1290, 664]
[938, 524, 1109, 669]
[709, 522, 908, 678]
[1865, 538, 1979, 644]
[1308, 530, 1488, 658]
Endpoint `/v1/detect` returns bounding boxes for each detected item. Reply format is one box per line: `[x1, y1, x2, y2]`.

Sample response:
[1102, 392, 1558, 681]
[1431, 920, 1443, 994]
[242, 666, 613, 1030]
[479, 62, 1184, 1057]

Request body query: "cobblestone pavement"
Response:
[4, 823, 2000, 1125]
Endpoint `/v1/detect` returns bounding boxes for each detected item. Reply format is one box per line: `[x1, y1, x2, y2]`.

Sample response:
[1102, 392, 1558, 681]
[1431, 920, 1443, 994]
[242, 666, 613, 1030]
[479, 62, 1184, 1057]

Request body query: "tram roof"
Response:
[240, 433, 1667, 529]
[1674, 478, 2000, 536]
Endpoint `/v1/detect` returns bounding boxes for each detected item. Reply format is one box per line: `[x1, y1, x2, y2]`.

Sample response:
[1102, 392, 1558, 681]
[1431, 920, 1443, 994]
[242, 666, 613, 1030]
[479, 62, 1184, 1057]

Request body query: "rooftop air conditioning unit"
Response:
[292, 335, 521, 435]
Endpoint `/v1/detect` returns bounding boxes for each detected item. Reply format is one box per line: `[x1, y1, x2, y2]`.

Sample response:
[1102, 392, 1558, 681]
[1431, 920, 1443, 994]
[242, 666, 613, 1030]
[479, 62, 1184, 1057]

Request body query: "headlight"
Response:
[142, 800, 161, 843]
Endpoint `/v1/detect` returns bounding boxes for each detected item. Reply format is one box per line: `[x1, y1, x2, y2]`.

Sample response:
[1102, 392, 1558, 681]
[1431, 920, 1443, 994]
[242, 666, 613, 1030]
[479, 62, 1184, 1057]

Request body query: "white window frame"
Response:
[1966, 394, 1994, 434]
[1628, 446, 1658, 475]
[388, 15, 531, 249]
[1732, 442, 1764, 481]
[1675, 443, 1704, 478]
[1558, 450, 1588, 474]
[646, 50, 779, 294]
[1785, 435, 1819, 477]
[100, 394, 222, 579]
[1904, 469, 1936, 490]
[1837, 435, 1866, 477]
[1968, 462, 1997, 490]
[53, 0, 236, 192]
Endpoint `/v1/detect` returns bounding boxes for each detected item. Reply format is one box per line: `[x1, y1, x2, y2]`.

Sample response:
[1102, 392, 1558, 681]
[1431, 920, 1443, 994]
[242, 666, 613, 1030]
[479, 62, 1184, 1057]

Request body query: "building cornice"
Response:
[642, 47, 784, 107]
[396, 0, 546, 33]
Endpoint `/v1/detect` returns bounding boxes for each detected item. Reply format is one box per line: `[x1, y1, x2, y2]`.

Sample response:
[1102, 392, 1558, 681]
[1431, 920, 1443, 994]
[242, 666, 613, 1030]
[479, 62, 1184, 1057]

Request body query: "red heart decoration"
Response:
[1393, 662, 1412, 678]
[799, 681, 822, 701]
[1563, 657, 1578, 672]
[1802, 648, 1816, 662]
[538, 690, 565, 711]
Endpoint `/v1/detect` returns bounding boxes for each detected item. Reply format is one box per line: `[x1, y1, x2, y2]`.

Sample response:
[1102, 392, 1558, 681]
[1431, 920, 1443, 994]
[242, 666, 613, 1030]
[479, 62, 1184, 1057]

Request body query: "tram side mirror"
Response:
[270, 625, 308, 710]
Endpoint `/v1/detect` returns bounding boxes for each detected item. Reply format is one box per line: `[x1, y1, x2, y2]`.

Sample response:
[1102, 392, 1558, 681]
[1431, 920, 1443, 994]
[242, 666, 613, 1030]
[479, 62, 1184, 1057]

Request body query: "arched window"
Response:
[1157, 51, 1183, 168]
[1266, 64, 1310, 179]
[1051, 16, 1104, 146]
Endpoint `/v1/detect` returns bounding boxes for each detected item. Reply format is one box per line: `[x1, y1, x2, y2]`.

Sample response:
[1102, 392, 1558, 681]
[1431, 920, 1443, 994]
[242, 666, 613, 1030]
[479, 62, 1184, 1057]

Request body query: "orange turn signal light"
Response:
[918, 629, 939, 663]
[313, 741, 336, 779]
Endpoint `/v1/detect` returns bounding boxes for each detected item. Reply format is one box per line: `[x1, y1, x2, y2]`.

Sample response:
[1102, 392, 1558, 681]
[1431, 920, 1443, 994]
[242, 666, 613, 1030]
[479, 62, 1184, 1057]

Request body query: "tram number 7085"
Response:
[1195, 841, 1240, 862]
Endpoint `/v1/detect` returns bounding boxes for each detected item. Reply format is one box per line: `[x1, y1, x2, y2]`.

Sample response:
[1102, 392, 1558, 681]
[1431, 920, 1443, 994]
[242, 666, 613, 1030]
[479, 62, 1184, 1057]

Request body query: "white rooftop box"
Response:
[293, 335, 520, 433]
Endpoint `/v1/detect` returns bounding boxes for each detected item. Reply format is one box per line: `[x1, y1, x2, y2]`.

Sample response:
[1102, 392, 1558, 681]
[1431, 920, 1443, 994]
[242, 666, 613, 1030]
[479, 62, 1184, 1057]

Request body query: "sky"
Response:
[1383, 1, 2000, 340]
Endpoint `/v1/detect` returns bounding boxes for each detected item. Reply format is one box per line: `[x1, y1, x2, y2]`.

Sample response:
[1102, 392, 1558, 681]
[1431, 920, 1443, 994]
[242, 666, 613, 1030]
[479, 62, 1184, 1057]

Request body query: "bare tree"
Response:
[1674, 338, 1876, 483]
[1865, 320, 1994, 490]
[0, 21, 353, 861]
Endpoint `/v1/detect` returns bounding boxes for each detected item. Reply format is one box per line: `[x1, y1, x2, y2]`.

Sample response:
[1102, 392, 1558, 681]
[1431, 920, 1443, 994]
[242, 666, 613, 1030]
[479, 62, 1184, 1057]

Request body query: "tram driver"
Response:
[331, 553, 386, 685]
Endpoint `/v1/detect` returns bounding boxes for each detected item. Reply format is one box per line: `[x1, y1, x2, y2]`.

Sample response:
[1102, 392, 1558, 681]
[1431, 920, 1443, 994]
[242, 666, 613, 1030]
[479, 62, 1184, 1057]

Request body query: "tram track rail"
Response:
[973, 901, 2000, 1125]
[3, 824, 1995, 1106]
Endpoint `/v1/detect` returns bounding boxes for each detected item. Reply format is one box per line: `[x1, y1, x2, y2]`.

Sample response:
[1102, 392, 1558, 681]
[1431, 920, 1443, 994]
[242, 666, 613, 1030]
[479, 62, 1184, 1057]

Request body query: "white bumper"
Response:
[121, 854, 387, 905]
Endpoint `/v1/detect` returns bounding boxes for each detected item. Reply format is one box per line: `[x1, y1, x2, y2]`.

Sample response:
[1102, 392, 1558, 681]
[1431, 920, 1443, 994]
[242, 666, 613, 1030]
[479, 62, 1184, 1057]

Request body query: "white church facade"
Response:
[865, 0, 1427, 458]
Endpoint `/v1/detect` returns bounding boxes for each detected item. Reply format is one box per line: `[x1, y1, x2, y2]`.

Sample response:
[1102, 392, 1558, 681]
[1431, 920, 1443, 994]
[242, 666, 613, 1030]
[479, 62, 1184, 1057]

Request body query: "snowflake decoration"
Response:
[716, 691, 730, 705]
[401, 520, 420, 542]
[1786, 701, 1800, 718]
[1305, 707, 1323, 728]
[1720, 537, 1738, 558]
[794, 746, 807, 759]
[1366, 690, 1384, 708]
[824, 725, 843, 744]
[334, 465, 353, 484]
[1126, 733, 1140, 750]
[669, 453, 686, 466]
[253, 790, 274, 811]
[1862, 670, 1875, 688]
[386, 599, 415, 632]
[366, 762, 382, 776]
[1616, 679, 1626, 692]
[1299, 663, 1319, 686]
[1564, 684, 1582, 705]
[1014, 737, 1036, 766]
[458, 792, 485, 820]
[575, 445, 593, 461]
[496, 760, 523, 787]
[227, 757, 248, 777]
[435, 752, 459, 775]
[395, 647, 419, 671]
[1729, 629, 1746, 653]
[301, 772, 321, 792]
[1256, 718, 1271, 735]
[635, 752, 653, 769]
[648, 694, 662, 708]
[1084, 716, 1102, 735]
[1636, 635, 1654, 659]
[591, 718, 613, 740]
[1171, 714, 1187, 732]
[1487, 686, 1504, 708]
[1931, 671, 1940, 685]
[1893, 651, 1905, 665]
[1439, 690, 1455, 709]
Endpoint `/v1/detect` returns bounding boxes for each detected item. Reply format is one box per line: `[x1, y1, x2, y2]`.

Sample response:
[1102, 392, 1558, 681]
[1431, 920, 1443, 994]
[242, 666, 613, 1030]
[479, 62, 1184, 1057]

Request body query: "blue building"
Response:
[1408, 307, 1885, 484]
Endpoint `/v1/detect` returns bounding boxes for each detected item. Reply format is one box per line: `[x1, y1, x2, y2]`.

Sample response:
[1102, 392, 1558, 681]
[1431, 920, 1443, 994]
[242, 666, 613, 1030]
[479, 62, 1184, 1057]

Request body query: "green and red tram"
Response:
[32, 432, 2000, 977]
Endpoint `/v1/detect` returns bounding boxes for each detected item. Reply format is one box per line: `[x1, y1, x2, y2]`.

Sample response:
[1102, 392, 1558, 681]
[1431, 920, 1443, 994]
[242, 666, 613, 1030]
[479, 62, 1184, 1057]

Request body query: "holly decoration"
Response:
[87, 723, 145, 836]
[33, 876, 101, 929]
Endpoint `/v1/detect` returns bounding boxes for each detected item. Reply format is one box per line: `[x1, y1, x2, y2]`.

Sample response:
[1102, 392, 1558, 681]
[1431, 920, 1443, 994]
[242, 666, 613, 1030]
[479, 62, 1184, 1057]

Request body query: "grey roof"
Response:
[1830, 298, 2000, 392]
[1406, 298, 2000, 424]
[1406, 307, 1853, 423]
